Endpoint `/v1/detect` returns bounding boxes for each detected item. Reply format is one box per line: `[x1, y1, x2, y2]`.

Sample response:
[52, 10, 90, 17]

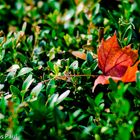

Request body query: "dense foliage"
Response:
[0, 0, 140, 140]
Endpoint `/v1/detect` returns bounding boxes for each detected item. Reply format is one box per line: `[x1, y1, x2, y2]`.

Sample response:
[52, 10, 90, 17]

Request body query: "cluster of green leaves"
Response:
[0, 0, 140, 140]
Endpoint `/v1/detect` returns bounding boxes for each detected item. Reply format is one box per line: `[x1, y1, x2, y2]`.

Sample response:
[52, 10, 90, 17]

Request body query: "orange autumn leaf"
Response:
[93, 33, 139, 91]
[121, 60, 140, 82]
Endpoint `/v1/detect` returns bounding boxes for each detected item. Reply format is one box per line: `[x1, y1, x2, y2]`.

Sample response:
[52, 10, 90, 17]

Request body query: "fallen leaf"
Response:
[92, 75, 120, 92]
[93, 33, 139, 91]
[72, 51, 97, 60]
[98, 34, 138, 77]
[72, 51, 87, 60]
[121, 60, 140, 82]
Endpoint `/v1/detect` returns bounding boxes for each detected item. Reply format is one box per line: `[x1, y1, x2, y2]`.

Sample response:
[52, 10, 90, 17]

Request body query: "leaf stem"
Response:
[40, 74, 98, 84]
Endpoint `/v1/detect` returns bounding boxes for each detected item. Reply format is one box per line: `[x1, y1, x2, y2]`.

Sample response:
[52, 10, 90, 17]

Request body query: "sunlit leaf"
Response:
[57, 90, 70, 104]
[70, 60, 79, 69]
[30, 83, 43, 99]
[7, 64, 20, 72]
[17, 67, 33, 77]
[22, 74, 34, 91]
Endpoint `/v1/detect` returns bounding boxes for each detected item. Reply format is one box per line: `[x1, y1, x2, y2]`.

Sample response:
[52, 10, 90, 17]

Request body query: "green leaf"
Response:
[117, 127, 130, 140]
[64, 34, 73, 46]
[10, 85, 20, 96]
[108, 78, 117, 91]
[95, 134, 101, 140]
[57, 90, 70, 104]
[46, 79, 56, 96]
[122, 25, 132, 45]
[52, 30, 56, 38]
[126, 29, 132, 45]
[86, 52, 94, 64]
[7, 64, 20, 72]
[47, 61, 54, 71]
[111, 99, 130, 117]
[95, 92, 103, 106]
[82, 68, 91, 75]
[0, 113, 4, 119]
[136, 71, 140, 89]
[0, 97, 7, 114]
[22, 22, 27, 32]
[70, 60, 78, 70]
[17, 67, 33, 77]
[91, 61, 98, 72]
[22, 74, 34, 91]
[27, 35, 33, 45]
[49, 94, 59, 108]
[73, 109, 81, 118]
[0, 84, 4, 90]
[30, 83, 43, 99]
[2, 38, 13, 49]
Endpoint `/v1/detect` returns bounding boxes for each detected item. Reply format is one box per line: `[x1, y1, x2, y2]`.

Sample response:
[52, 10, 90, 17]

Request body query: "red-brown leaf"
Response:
[98, 34, 138, 77]
[93, 34, 139, 91]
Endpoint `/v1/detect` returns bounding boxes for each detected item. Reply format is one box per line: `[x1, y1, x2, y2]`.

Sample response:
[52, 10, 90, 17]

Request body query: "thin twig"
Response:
[40, 74, 98, 84]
